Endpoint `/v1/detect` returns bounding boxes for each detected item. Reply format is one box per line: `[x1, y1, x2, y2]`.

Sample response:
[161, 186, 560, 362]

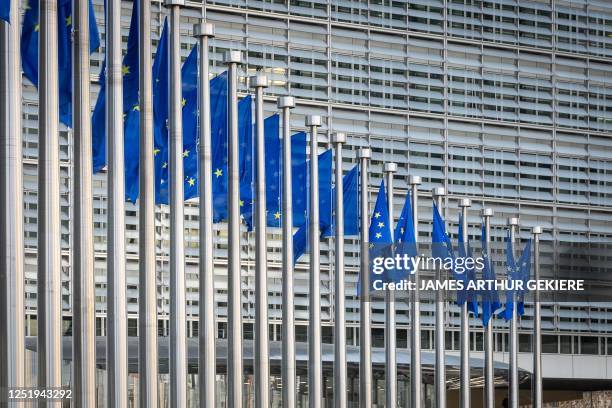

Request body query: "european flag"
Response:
[266, 130, 307, 228]
[153, 40, 199, 205]
[92, 2, 138, 172]
[516, 238, 532, 317]
[292, 149, 334, 263]
[123, 108, 140, 201]
[480, 223, 501, 326]
[152, 19, 170, 204]
[239, 95, 254, 229]
[392, 192, 418, 280]
[458, 213, 479, 317]
[211, 72, 228, 221]
[1, 0, 10, 23]
[22, 0, 100, 127]
[432, 203, 461, 294]
[502, 229, 518, 321]
[321, 164, 359, 237]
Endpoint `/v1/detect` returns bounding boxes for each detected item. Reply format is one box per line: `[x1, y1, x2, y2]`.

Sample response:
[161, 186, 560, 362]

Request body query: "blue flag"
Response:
[22, 0, 100, 127]
[152, 19, 170, 204]
[367, 180, 393, 289]
[480, 224, 501, 326]
[210, 72, 228, 221]
[516, 238, 532, 317]
[239, 95, 254, 229]
[266, 130, 307, 228]
[292, 149, 334, 263]
[92, 3, 138, 172]
[1, 0, 10, 22]
[321, 164, 359, 237]
[392, 192, 418, 281]
[432, 203, 462, 300]
[458, 213, 479, 317]
[502, 229, 518, 321]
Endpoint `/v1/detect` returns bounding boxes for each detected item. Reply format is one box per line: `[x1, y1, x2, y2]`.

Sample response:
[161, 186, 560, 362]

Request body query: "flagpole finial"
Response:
[164, 0, 185, 6]
[277, 96, 295, 109]
[384, 162, 397, 173]
[306, 115, 321, 127]
[409, 175, 421, 185]
[482, 208, 494, 217]
[223, 50, 243, 65]
[249, 74, 268, 88]
[331, 132, 346, 144]
[194, 22, 214, 38]
[432, 187, 445, 197]
[358, 148, 371, 159]
[507, 217, 519, 226]
[459, 198, 471, 207]
[532, 226, 542, 234]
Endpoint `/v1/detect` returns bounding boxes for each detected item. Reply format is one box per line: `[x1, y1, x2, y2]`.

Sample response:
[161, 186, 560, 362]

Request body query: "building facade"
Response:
[18, 0, 612, 405]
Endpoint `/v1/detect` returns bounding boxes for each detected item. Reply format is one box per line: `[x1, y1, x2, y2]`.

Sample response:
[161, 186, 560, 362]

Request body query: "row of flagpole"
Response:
[0, 1, 549, 408]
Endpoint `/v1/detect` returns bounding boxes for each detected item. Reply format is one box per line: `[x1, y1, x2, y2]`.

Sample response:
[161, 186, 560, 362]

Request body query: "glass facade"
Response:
[18, 0, 612, 362]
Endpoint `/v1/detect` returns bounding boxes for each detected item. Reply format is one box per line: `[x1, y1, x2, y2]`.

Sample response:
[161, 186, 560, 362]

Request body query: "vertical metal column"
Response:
[0, 4, 25, 404]
[507, 217, 519, 408]
[196, 21, 216, 408]
[409, 175, 422, 408]
[532, 226, 543, 408]
[384, 162, 397, 408]
[139, 0, 159, 405]
[279, 95, 296, 408]
[307, 115, 322, 408]
[332, 132, 347, 408]
[106, 0, 128, 404]
[433, 187, 446, 408]
[250, 73, 269, 408]
[72, 0, 96, 403]
[226, 50, 244, 408]
[482, 208, 495, 408]
[358, 148, 372, 408]
[459, 198, 471, 408]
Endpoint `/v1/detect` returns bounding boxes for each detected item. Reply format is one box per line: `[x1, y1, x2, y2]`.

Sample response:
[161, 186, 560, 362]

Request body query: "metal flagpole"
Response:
[532, 226, 543, 408]
[358, 147, 372, 408]
[250, 74, 269, 408]
[383, 162, 397, 408]
[0, 4, 25, 403]
[166, 0, 187, 405]
[226, 50, 244, 408]
[38, 0, 63, 398]
[279, 95, 296, 408]
[72, 0, 96, 403]
[139, 0, 159, 405]
[106, 0, 128, 404]
[331, 132, 347, 408]
[507, 217, 519, 408]
[459, 198, 471, 408]
[433, 187, 446, 408]
[196, 21, 216, 408]
[409, 175, 422, 408]
[307, 115, 322, 408]
[482, 208, 495, 408]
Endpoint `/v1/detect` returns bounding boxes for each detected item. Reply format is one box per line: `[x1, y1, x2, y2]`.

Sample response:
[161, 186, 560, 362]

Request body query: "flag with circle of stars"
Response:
[92, 2, 138, 172]
[458, 212, 479, 317]
[21, 0, 100, 127]
[480, 223, 501, 326]
[502, 228, 518, 321]
[364, 179, 393, 292]
[432, 202, 458, 279]
[516, 237, 532, 317]
[321, 165, 360, 238]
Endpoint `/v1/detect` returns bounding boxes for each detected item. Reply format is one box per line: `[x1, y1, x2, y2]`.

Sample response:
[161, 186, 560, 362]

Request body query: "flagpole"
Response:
[383, 162, 397, 408]
[106, 0, 128, 404]
[307, 115, 322, 408]
[482, 208, 495, 408]
[72, 0, 96, 403]
[226, 50, 244, 408]
[432, 187, 446, 408]
[279, 95, 296, 408]
[139, 0, 159, 405]
[358, 147, 372, 408]
[532, 226, 543, 408]
[459, 198, 472, 408]
[37, 0, 63, 398]
[409, 175, 422, 408]
[331, 132, 347, 408]
[507, 217, 519, 408]
[249, 73, 269, 408]
[166, 1, 187, 405]
[0, 3, 25, 403]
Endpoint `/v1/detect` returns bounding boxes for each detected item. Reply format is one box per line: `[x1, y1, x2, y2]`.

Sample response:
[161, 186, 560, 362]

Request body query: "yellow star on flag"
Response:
[214, 168, 223, 177]
[378, 222, 384, 228]
[122, 65, 130, 75]
[183, 149, 189, 157]
[239, 200, 244, 207]
[374, 212, 381, 218]
[133, 105, 140, 111]
[153, 148, 160, 156]
[187, 177, 195, 186]
[181, 98, 186, 107]
[375, 232, 382, 239]
[65, 15, 72, 27]
[34, 23, 40, 32]
[162, 162, 168, 169]
[274, 212, 281, 219]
